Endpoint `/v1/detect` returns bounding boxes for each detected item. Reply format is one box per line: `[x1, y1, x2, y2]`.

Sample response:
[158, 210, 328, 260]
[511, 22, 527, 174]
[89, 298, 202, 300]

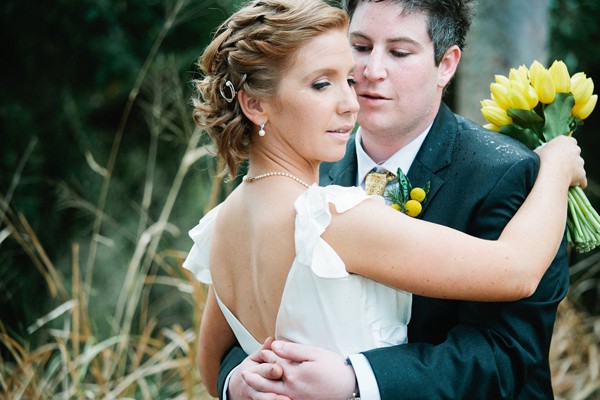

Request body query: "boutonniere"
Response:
[385, 168, 430, 217]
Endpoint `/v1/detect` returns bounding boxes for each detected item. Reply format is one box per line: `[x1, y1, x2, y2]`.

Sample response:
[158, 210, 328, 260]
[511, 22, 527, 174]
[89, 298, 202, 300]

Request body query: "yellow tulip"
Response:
[483, 123, 500, 132]
[571, 72, 594, 105]
[549, 60, 571, 93]
[526, 84, 540, 109]
[529, 60, 547, 87]
[490, 83, 510, 110]
[481, 104, 513, 127]
[532, 68, 556, 104]
[572, 94, 598, 120]
[507, 81, 532, 110]
[480, 99, 498, 108]
[495, 74, 510, 86]
[509, 66, 529, 86]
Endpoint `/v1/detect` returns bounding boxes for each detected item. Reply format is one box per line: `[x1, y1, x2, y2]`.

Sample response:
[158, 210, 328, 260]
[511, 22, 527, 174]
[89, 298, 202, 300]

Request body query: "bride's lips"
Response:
[326, 125, 354, 139]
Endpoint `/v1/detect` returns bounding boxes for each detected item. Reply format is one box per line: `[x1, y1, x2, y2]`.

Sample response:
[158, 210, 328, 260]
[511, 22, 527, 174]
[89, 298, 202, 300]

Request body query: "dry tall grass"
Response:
[2, 202, 599, 399]
[0, 80, 215, 399]
[551, 254, 600, 399]
[0, 1, 222, 397]
[1, 0, 599, 397]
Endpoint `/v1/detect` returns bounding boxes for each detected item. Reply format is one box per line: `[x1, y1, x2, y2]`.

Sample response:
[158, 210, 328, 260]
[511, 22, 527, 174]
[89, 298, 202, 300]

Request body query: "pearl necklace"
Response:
[243, 172, 310, 189]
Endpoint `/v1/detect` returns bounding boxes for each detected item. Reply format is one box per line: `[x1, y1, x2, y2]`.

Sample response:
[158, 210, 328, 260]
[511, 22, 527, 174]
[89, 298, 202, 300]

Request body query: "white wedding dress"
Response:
[183, 184, 411, 355]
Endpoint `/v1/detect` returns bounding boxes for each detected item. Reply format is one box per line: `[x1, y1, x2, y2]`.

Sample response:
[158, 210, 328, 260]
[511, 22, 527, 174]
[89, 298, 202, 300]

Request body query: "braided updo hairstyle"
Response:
[192, 0, 349, 178]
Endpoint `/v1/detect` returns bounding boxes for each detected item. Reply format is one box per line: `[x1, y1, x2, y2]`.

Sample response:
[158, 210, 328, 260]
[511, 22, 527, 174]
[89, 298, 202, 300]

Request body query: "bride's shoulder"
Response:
[296, 184, 382, 214]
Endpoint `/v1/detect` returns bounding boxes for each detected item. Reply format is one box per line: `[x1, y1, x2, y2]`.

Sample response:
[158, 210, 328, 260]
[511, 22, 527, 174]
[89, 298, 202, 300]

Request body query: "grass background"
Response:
[1, 0, 599, 398]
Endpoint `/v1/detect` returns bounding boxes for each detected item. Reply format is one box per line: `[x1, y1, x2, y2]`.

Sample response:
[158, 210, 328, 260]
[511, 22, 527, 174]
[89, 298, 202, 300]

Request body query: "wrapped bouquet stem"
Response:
[481, 60, 599, 253]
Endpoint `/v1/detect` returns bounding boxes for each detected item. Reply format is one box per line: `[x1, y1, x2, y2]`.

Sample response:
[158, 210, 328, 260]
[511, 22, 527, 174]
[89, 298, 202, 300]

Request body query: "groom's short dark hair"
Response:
[342, 0, 475, 65]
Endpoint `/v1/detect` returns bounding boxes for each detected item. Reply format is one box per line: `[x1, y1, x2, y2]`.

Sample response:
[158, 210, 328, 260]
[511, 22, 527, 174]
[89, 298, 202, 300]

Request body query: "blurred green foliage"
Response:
[550, 0, 600, 188]
[1, 0, 600, 354]
[0, 0, 242, 338]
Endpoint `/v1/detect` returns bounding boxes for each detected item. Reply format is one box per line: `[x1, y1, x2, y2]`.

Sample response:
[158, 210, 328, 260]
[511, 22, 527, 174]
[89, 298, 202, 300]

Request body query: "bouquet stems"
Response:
[567, 186, 600, 253]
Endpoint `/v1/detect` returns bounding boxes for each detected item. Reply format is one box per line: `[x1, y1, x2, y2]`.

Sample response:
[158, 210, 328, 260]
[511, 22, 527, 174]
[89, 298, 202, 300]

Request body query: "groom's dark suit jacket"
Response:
[217, 102, 569, 399]
[319, 102, 569, 399]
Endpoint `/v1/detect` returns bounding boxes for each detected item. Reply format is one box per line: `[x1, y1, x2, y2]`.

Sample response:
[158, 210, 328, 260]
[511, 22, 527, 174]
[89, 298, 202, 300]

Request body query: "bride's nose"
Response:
[339, 86, 360, 115]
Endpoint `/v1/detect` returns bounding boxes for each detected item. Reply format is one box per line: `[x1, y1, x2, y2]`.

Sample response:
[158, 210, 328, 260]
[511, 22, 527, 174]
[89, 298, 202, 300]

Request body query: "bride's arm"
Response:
[324, 136, 586, 302]
[198, 286, 237, 397]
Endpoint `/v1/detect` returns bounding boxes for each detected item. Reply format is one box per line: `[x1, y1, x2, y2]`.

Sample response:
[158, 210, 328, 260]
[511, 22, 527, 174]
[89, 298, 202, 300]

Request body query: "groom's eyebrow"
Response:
[350, 31, 422, 48]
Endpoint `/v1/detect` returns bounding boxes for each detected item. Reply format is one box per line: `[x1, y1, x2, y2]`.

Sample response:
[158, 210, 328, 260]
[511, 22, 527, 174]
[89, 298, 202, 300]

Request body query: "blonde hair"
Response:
[192, 0, 349, 178]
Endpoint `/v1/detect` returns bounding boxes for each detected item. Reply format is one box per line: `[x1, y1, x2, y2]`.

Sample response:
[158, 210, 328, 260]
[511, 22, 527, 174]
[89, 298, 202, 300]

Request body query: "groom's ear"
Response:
[238, 90, 268, 126]
[437, 45, 461, 89]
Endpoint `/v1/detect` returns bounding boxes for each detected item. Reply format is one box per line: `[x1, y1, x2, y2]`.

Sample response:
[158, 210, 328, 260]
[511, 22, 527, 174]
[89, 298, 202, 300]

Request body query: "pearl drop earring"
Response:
[259, 122, 266, 137]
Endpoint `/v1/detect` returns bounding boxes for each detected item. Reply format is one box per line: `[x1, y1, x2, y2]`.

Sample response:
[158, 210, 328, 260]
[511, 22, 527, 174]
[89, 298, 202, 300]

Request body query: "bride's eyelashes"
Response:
[312, 80, 331, 90]
[311, 77, 357, 91]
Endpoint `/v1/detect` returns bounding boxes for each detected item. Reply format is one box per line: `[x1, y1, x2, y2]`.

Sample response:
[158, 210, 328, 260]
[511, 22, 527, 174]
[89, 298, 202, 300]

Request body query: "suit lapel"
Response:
[321, 135, 358, 187]
[407, 103, 457, 216]
[322, 103, 458, 215]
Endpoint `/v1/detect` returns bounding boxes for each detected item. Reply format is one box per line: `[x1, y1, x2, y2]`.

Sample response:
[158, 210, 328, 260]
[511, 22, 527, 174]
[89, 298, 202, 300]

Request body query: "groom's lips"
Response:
[358, 91, 390, 104]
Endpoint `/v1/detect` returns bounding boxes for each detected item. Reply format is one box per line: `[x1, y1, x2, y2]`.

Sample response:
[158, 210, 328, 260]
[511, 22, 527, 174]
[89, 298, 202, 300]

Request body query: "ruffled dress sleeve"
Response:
[275, 185, 410, 355]
[294, 184, 384, 278]
[182, 204, 222, 285]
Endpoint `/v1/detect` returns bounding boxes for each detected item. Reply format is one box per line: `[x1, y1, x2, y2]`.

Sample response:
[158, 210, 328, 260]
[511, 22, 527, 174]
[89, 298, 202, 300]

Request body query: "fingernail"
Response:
[272, 341, 281, 351]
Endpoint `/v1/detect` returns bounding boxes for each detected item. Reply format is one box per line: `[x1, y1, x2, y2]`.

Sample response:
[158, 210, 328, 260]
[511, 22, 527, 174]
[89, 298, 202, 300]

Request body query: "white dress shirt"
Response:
[351, 124, 431, 399]
[356, 126, 431, 190]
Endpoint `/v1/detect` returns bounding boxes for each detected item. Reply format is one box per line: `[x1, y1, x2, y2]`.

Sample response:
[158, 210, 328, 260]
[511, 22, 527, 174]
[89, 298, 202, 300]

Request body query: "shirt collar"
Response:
[356, 124, 432, 187]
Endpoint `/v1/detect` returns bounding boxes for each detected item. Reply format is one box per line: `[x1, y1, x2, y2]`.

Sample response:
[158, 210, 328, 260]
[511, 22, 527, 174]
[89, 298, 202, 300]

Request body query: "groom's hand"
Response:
[242, 340, 356, 400]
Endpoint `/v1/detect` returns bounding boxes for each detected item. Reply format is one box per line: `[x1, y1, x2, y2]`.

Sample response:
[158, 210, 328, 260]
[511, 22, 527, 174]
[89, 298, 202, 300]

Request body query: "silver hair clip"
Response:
[220, 80, 236, 103]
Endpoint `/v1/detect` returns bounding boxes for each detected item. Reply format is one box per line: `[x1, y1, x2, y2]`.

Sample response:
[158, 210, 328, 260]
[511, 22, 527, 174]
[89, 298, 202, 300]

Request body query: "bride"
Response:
[184, 0, 587, 397]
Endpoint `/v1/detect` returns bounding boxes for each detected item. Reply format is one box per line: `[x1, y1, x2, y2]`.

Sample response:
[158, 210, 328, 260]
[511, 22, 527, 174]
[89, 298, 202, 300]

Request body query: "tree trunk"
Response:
[456, 0, 550, 124]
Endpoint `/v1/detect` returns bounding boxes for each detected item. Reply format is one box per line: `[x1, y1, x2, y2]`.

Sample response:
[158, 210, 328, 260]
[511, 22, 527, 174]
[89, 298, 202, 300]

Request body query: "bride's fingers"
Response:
[262, 336, 276, 350]
[248, 357, 284, 380]
[241, 370, 291, 400]
[249, 337, 277, 363]
[260, 349, 283, 364]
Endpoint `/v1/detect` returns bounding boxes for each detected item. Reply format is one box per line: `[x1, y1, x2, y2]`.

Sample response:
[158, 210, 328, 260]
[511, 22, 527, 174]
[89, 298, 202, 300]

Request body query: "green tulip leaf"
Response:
[543, 93, 576, 140]
[507, 108, 544, 125]
[498, 124, 542, 150]
[506, 108, 545, 140]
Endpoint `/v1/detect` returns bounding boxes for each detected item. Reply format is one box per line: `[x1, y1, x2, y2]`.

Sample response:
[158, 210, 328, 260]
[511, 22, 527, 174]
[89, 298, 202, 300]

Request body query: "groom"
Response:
[220, 0, 569, 398]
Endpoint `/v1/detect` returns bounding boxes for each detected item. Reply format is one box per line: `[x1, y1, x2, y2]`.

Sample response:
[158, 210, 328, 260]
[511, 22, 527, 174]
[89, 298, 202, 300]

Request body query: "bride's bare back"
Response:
[210, 181, 302, 342]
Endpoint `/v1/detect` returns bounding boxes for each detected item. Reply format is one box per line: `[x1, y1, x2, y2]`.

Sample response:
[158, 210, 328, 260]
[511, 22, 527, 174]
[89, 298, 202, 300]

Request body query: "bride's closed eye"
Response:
[312, 81, 331, 90]
[312, 77, 356, 91]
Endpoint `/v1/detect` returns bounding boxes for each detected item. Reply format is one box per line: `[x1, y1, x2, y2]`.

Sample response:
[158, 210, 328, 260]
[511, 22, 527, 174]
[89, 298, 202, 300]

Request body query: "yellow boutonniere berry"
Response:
[385, 168, 430, 218]
[405, 200, 422, 217]
[410, 187, 427, 203]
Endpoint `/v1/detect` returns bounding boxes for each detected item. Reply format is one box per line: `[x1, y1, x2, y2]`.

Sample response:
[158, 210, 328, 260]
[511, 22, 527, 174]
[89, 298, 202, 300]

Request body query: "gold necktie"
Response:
[364, 171, 396, 195]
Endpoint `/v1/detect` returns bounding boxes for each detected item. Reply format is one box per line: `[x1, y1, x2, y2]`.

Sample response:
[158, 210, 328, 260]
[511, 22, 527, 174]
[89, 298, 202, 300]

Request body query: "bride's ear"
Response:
[238, 90, 268, 126]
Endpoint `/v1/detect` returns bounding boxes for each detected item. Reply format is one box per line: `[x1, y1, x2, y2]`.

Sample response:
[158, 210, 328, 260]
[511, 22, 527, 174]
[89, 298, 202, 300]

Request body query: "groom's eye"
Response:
[352, 44, 370, 53]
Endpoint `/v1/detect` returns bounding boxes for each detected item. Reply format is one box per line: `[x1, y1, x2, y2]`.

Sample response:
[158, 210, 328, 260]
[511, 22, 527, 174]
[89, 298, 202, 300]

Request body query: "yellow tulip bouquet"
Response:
[481, 60, 599, 252]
